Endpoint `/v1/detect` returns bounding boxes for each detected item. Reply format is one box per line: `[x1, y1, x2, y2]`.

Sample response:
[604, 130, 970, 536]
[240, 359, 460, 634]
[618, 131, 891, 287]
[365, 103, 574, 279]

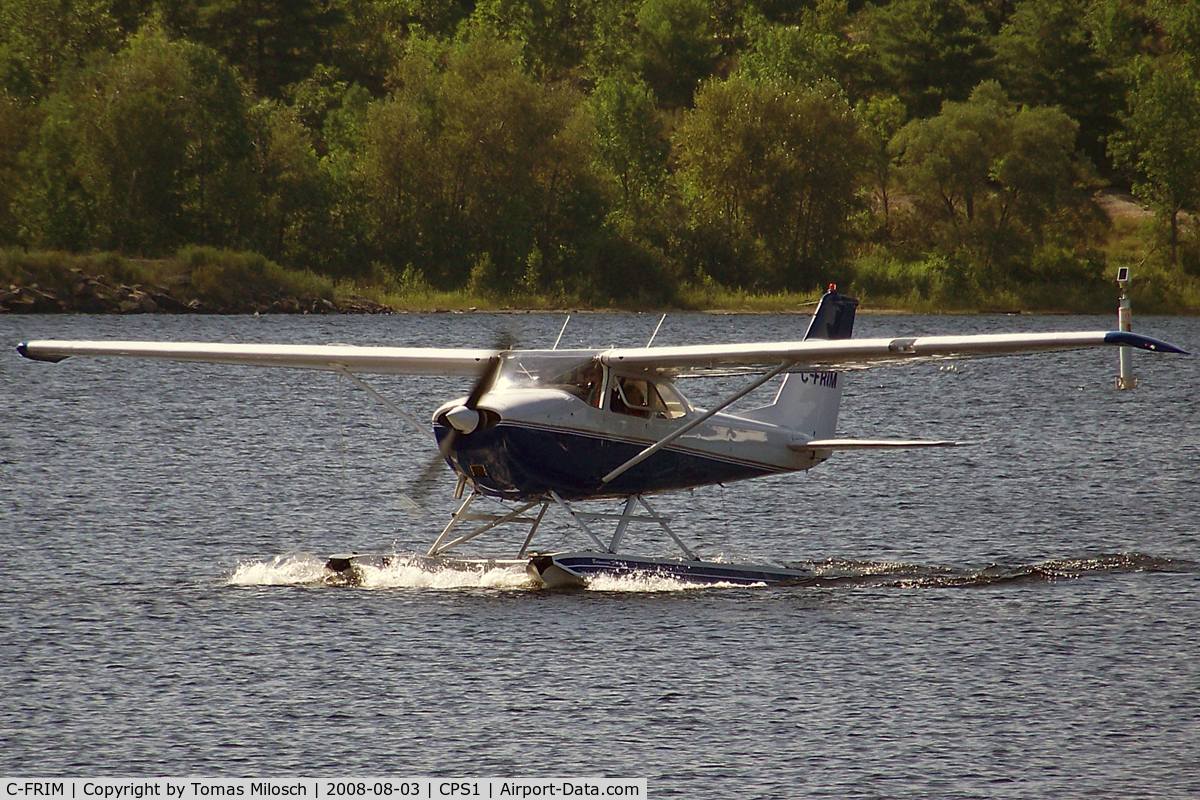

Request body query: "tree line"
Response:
[2, 0, 1200, 307]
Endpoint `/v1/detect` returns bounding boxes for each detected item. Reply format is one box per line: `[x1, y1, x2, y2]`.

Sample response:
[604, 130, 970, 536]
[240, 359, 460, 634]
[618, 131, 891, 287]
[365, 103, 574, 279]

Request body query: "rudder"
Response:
[803, 285, 859, 341]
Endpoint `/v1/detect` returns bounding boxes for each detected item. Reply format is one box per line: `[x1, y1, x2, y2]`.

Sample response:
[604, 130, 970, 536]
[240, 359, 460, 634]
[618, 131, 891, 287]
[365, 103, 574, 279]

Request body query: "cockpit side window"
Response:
[655, 381, 689, 419]
[609, 375, 687, 419]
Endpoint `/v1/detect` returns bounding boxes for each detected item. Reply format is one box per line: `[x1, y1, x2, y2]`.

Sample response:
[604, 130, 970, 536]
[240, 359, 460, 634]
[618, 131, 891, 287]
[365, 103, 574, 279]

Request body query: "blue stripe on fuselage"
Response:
[436, 421, 784, 501]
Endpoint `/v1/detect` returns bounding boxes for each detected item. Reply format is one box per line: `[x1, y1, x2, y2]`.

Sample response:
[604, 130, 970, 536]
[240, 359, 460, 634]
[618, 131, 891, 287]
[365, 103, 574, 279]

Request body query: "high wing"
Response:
[602, 331, 1188, 377]
[16, 330, 1187, 377]
[16, 340, 497, 376]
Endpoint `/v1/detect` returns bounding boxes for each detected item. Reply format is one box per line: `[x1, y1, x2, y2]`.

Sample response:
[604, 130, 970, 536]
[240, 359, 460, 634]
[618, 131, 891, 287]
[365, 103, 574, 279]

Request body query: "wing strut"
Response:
[333, 365, 435, 441]
[601, 360, 792, 484]
[552, 316, 571, 350]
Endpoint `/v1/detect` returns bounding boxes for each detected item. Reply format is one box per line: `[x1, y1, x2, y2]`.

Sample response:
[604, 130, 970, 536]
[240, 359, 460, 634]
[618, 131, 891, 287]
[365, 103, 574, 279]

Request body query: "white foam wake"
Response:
[227, 553, 330, 586]
[225, 552, 535, 590]
[226, 553, 768, 592]
[352, 558, 534, 590]
[582, 572, 765, 593]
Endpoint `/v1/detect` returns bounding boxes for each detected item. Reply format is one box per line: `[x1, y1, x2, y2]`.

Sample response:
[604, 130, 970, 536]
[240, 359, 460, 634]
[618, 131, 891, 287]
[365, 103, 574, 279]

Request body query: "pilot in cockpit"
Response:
[611, 376, 651, 418]
[607, 374, 688, 420]
[556, 361, 603, 408]
[578, 362, 603, 407]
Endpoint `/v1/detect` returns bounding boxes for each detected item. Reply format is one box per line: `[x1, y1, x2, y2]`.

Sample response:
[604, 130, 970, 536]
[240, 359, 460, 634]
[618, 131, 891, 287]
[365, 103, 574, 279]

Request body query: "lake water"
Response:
[2, 310, 1198, 798]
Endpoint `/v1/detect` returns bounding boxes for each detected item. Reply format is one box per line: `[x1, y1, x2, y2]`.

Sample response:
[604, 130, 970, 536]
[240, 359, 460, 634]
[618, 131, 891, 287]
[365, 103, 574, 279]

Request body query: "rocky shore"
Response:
[1, 268, 393, 315]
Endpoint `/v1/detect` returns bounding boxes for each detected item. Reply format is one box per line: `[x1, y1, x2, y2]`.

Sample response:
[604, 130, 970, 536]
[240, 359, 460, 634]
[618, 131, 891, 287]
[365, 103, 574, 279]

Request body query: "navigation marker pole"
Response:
[1116, 267, 1137, 390]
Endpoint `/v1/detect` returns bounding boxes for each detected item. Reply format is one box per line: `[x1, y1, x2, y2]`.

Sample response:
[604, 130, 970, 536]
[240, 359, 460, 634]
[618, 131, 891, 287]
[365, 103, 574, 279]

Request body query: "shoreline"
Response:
[4, 249, 1198, 316]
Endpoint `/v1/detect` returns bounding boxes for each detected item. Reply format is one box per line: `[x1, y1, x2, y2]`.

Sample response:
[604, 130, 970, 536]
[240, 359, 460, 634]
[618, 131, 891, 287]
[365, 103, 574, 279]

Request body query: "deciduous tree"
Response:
[590, 74, 667, 209]
[738, 0, 864, 92]
[185, 0, 346, 97]
[1110, 57, 1200, 263]
[0, 91, 28, 245]
[675, 77, 867, 289]
[0, 0, 122, 101]
[634, 0, 719, 108]
[892, 82, 1084, 276]
[25, 24, 255, 254]
[856, 94, 907, 230]
[360, 34, 605, 293]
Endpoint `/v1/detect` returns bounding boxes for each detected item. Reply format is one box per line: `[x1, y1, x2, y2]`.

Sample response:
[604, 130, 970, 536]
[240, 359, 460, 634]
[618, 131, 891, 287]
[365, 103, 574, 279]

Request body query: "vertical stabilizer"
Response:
[742, 287, 858, 437]
[803, 286, 859, 341]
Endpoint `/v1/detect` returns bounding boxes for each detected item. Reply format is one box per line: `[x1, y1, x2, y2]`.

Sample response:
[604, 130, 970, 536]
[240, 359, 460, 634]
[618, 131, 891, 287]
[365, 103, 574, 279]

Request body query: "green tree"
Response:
[1110, 57, 1200, 263]
[324, 0, 407, 96]
[993, 0, 1121, 172]
[247, 101, 331, 269]
[893, 84, 1006, 229]
[473, 0, 599, 79]
[634, 0, 720, 108]
[24, 25, 255, 254]
[184, 0, 346, 97]
[0, 0, 122, 101]
[739, 0, 864, 91]
[976, 0, 1019, 34]
[1149, 0, 1200, 69]
[861, 0, 992, 118]
[590, 74, 668, 209]
[0, 90, 28, 244]
[892, 82, 1084, 276]
[675, 77, 867, 289]
[856, 94, 907, 230]
[390, 0, 477, 37]
[1086, 0, 1158, 75]
[359, 34, 605, 293]
[586, 0, 642, 81]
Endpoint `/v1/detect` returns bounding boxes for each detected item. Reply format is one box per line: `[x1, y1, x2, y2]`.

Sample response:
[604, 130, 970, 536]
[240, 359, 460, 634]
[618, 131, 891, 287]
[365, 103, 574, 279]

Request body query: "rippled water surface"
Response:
[3, 311, 1198, 798]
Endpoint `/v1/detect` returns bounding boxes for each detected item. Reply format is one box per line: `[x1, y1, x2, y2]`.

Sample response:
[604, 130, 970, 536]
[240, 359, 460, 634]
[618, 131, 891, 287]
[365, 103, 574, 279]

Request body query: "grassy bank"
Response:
[1, 247, 382, 314]
[4, 241, 1199, 315]
[840, 214, 1200, 315]
[0, 247, 828, 314]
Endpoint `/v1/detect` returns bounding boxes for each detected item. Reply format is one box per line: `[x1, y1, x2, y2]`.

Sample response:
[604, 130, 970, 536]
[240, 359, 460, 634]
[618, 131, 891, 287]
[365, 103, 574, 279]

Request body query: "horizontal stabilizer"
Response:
[790, 439, 958, 451]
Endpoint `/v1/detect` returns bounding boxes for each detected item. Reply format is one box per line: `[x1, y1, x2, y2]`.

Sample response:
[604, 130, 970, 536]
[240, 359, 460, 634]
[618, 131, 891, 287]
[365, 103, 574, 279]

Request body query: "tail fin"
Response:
[742, 287, 858, 436]
[803, 286, 859, 341]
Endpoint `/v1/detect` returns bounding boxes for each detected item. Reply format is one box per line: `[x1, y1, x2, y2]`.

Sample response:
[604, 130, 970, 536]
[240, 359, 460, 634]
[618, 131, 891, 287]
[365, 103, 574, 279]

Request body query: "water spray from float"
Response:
[1116, 266, 1137, 390]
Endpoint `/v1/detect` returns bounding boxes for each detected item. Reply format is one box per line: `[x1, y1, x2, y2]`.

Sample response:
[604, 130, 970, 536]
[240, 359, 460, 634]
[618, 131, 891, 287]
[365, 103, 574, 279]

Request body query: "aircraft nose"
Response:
[444, 404, 481, 434]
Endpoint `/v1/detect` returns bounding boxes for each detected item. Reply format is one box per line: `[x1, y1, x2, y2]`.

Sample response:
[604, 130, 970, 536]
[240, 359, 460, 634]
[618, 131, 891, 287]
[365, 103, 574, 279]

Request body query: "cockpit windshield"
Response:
[494, 354, 689, 416]
[496, 353, 605, 407]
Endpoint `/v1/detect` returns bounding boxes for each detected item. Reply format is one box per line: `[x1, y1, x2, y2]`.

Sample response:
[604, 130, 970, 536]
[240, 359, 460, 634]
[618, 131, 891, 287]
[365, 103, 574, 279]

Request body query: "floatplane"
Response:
[17, 287, 1187, 588]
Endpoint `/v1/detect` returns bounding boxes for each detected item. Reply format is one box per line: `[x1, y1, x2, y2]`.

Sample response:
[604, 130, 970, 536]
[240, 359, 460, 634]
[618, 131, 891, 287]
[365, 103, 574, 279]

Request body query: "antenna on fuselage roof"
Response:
[646, 314, 667, 346]
[552, 316, 570, 350]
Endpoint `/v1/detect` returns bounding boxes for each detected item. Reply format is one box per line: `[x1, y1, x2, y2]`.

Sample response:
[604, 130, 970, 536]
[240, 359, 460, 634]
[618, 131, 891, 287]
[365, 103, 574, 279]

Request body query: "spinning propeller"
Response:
[408, 334, 513, 499]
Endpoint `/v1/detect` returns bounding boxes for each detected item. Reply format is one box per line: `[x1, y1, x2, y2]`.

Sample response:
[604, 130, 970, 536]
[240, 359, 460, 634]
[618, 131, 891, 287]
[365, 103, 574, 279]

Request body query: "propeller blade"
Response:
[407, 337, 511, 500]
[464, 355, 501, 409]
[408, 429, 457, 502]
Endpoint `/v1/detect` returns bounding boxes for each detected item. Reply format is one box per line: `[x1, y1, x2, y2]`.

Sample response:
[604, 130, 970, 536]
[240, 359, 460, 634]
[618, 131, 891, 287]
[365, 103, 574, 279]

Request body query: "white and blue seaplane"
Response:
[17, 287, 1187, 588]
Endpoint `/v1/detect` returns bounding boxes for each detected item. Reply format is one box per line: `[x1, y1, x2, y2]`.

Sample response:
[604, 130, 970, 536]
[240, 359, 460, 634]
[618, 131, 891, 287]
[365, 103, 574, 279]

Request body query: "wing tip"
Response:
[15, 342, 68, 363]
[1104, 331, 1189, 355]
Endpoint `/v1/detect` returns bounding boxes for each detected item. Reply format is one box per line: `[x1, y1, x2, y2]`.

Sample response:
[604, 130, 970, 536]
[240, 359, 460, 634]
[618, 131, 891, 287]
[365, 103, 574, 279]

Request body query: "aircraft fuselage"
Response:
[435, 387, 828, 501]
